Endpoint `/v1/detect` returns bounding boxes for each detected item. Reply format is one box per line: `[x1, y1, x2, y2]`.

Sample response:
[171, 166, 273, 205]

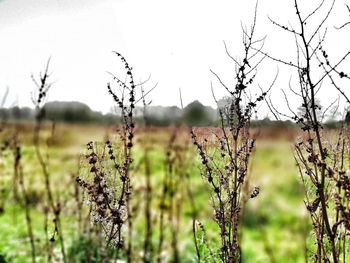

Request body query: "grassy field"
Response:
[0, 123, 314, 262]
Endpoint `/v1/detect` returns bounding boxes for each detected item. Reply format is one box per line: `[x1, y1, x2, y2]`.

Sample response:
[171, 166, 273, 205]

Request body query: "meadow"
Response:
[0, 123, 312, 262]
[0, 0, 350, 263]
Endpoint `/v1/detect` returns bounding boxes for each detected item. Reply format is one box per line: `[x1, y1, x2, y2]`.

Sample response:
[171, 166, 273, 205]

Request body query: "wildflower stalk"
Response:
[191, 4, 270, 261]
[31, 59, 67, 263]
[77, 52, 136, 261]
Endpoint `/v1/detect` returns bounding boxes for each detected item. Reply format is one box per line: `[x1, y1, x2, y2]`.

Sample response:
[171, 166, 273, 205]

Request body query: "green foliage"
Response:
[0, 253, 8, 263]
[67, 235, 118, 263]
[0, 125, 334, 262]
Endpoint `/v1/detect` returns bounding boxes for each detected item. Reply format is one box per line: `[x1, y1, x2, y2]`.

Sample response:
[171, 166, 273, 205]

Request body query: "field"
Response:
[0, 123, 314, 262]
[3, 0, 350, 262]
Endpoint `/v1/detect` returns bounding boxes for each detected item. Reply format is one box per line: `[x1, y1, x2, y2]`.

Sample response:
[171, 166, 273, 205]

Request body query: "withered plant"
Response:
[77, 52, 136, 262]
[31, 59, 67, 263]
[0, 88, 38, 262]
[13, 131, 36, 263]
[191, 4, 273, 262]
[264, 0, 350, 261]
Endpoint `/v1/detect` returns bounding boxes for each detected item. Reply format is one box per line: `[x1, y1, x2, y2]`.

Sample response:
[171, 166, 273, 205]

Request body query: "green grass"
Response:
[0, 124, 311, 262]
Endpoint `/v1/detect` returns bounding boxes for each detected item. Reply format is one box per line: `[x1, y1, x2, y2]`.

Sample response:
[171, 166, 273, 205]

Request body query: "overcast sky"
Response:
[0, 0, 350, 117]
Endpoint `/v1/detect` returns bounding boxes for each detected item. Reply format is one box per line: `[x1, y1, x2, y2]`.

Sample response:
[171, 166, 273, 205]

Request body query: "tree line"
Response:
[0, 99, 345, 128]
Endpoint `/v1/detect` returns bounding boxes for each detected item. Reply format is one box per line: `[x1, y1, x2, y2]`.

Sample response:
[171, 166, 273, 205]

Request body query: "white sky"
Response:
[0, 0, 350, 117]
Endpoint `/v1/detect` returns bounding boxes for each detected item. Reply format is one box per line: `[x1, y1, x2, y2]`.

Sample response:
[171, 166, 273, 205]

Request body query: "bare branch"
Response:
[303, 0, 326, 23]
[268, 15, 300, 35]
[223, 41, 240, 66]
[307, 0, 335, 46]
[252, 48, 299, 68]
[210, 69, 233, 95]
[335, 4, 350, 29]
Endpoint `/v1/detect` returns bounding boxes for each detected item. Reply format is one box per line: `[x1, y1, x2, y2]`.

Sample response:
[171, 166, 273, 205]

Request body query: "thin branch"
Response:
[303, 0, 326, 23]
[135, 82, 158, 104]
[307, 0, 335, 46]
[223, 41, 240, 66]
[252, 48, 299, 68]
[334, 4, 350, 29]
[210, 69, 232, 95]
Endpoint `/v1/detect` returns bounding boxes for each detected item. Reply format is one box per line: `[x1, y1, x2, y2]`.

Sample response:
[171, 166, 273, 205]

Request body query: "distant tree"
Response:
[43, 101, 101, 123]
[143, 105, 182, 126]
[0, 108, 9, 122]
[345, 110, 350, 125]
[182, 100, 214, 126]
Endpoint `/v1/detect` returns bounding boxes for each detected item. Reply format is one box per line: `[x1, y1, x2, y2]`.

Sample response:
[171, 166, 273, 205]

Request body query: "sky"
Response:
[0, 0, 350, 118]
